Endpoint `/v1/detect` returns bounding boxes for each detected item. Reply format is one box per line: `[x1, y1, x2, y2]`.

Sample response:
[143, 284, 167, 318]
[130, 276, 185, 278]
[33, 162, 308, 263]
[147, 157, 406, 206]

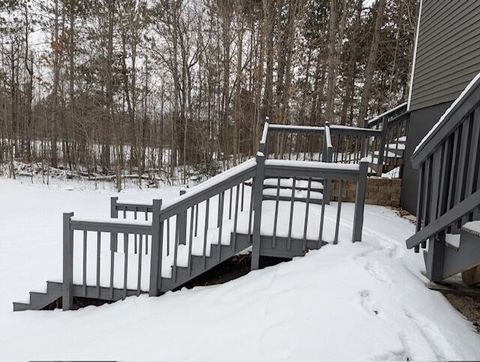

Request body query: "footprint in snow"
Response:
[359, 289, 381, 317]
[364, 260, 393, 284]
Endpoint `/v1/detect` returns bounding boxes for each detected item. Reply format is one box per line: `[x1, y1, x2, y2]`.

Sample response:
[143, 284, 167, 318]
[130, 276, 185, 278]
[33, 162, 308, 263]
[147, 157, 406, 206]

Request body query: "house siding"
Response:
[409, 0, 480, 111]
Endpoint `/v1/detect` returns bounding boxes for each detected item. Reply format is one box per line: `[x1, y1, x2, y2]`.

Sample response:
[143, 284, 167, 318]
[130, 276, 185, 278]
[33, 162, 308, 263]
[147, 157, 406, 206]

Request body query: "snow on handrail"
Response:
[161, 158, 257, 212]
[260, 122, 269, 144]
[324, 123, 333, 149]
[366, 102, 407, 127]
[265, 159, 360, 172]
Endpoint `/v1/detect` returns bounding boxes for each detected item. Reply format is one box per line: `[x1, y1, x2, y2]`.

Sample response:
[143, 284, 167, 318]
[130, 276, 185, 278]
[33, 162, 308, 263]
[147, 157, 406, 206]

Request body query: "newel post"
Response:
[62, 212, 74, 311]
[178, 190, 187, 245]
[251, 152, 266, 270]
[149, 199, 163, 296]
[377, 116, 389, 176]
[352, 159, 368, 243]
[323, 123, 332, 204]
[110, 196, 118, 252]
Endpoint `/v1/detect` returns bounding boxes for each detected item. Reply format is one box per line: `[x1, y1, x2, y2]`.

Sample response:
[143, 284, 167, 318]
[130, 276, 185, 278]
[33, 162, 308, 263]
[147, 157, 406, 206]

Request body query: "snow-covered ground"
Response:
[1, 177, 479, 360]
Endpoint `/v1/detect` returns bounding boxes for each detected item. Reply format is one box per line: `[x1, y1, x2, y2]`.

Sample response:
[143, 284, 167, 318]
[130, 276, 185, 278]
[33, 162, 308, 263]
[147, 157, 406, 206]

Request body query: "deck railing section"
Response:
[263, 120, 386, 177]
[405, 78, 480, 281]
[62, 214, 152, 310]
[366, 103, 409, 176]
[251, 131, 368, 269]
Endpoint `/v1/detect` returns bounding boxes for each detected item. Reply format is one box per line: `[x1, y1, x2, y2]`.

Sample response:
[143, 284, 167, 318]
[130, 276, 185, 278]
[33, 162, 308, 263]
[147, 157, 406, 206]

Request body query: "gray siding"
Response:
[410, 0, 480, 111]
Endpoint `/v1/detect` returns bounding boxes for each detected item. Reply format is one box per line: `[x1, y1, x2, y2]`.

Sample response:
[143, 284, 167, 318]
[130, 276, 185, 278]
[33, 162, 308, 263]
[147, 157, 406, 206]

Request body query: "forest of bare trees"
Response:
[0, 0, 417, 188]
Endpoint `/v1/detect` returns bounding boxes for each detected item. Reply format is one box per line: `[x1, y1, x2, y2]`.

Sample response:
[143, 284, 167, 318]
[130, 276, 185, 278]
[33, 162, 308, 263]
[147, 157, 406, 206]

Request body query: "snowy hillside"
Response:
[0, 178, 479, 360]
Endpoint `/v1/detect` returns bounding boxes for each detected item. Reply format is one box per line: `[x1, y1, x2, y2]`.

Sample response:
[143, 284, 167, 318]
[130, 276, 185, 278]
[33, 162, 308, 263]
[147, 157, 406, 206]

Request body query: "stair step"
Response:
[160, 236, 251, 292]
[462, 221, 480, 238]
[29, 291, 52, 305]
[47, 281, 63, 293]
[13, 302, 31, 312]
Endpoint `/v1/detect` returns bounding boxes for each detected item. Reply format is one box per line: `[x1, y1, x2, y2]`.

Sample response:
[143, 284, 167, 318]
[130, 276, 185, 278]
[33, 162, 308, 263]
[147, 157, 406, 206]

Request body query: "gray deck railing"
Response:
[405, 77, 480, 280]
[366, 103, 409, 176]
[62, 214, 152, 309]
[263, 121, 388, 176]
[250, 132, 368, 268]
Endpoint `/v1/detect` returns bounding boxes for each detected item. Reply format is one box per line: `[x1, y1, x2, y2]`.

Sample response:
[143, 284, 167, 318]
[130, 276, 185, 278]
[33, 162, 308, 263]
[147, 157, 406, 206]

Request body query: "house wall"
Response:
[402, 1, 480, 214]
[409, 1, 480, 111]
[400, 102, 451, 214]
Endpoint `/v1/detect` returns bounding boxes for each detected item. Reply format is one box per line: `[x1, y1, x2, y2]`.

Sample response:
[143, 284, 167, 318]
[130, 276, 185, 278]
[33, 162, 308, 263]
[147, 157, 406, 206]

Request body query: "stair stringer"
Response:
[442, 229, 480, 278]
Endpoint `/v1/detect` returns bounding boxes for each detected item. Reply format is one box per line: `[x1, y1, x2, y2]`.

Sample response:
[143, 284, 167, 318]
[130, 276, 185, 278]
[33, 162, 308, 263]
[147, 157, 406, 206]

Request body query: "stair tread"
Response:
[462, 221, 480, 237]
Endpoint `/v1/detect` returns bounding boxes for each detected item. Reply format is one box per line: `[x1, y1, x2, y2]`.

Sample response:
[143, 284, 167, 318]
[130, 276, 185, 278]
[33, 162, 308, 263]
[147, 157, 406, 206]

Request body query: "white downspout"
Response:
[407, 0, 423, 111]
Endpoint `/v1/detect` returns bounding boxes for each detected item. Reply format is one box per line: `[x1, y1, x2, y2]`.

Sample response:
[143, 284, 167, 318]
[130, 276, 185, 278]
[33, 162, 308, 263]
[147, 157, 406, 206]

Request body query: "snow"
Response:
[1, 177, 480, 360]
[382, 167, 401, 179]
[414, 72, 480, 155]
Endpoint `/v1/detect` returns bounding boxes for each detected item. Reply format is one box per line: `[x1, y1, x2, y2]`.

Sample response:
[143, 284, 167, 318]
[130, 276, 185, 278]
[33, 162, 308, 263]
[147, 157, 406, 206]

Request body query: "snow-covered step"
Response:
[386, 143, 405, 151]
[462, 221, 480, 237]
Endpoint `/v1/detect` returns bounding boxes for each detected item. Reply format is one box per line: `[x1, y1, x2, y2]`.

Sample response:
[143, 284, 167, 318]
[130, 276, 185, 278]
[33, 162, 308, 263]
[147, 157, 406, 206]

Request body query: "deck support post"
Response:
[376, 116, 389, 176]
[110, 196, 118, 252]
[149, 199, 163, 296]
[322, 123, 333, 205]
[425, 232, 446, 282]
[62, 212, 74, 311]
[251, 152, 266, 270]
[352, 159, 368, 242]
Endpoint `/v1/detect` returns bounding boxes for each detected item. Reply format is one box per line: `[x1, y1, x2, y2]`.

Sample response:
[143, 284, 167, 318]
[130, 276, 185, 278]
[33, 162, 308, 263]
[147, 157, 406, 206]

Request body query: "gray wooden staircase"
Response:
[406, 75, 480, 282]
[13, 282, 63, 311]
[13, 122, 369, 311]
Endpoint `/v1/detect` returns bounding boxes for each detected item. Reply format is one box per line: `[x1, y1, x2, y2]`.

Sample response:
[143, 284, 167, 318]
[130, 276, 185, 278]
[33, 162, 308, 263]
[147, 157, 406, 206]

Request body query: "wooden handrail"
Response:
[407, 182, 480, 250]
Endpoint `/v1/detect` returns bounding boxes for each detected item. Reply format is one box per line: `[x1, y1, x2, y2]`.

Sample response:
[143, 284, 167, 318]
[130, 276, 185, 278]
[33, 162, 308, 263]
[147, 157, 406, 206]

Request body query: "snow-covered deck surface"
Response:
[1, 178, 480, 360]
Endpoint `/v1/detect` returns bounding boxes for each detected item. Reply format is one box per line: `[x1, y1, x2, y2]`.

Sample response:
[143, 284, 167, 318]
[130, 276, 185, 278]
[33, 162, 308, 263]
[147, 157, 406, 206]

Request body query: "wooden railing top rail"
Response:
[69, 217, 152, 234]
[412, 73, 480, 168]
[160, 159, 257, 221]
[329, 124, 382, 137]
[264, 159, 361, 181]
[114, 201, 153, 213]
[366, 102, 407, 128]
[267, 124, 325, 134]
[265, 123, 381, 137]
